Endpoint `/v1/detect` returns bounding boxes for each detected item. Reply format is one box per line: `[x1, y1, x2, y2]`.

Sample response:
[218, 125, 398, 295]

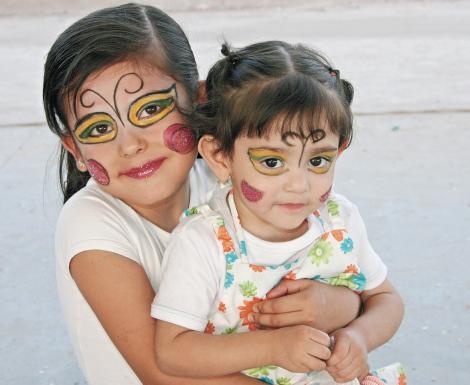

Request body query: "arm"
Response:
[326, 279, 404, 382]
[70, 250, 262, 385]
[251, 279, 361, 333]
[154, 319, 331, 378]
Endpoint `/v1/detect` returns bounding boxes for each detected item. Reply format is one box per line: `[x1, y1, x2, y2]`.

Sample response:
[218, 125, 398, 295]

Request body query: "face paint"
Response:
[128, 84, 177, 128]
[77, 72, 144, 125]
[281, 129, 326, 166]
[308, 150, 337, 174]
[247, 148, 288, 176]
[163, 123, 196, 154]
[241, 180, 263, 202]
[320, 186, 332, 202]
[74, 112, 118, 144]
[86, 159, 110, 186]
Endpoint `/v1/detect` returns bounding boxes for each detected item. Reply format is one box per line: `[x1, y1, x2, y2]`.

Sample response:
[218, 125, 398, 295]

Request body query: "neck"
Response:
[132, 178, 190, 233]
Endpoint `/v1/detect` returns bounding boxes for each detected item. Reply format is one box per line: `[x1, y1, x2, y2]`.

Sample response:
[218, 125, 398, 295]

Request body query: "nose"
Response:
[118, 128, 147, 157]
[284, 168, 310, 194]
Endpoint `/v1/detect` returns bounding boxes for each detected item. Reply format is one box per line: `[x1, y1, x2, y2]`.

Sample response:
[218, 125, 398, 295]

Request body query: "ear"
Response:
[61, 135, 82, 161]
[198, 135, 231, 183]
[197, 80, 207, 104]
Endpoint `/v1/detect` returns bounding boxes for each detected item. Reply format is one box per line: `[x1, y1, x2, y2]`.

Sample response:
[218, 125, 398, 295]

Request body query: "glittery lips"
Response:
[163, 123, 196, 154]
[119, 157, 166, 179]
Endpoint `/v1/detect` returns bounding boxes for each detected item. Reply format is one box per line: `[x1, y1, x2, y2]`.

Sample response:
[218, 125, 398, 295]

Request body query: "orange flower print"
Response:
[204, 321, 215, 334]
[398, 373, 407, 385]
[331, 229, 344, 242]
[344, 264, 359, 274]
[249, 264, 266, 272]
[239, 297, 263, 331]
[284, 271, 297, 280]
[217, 226, 234, 253]
[218, 302, 226, 313]
[321, 233, 329, 241]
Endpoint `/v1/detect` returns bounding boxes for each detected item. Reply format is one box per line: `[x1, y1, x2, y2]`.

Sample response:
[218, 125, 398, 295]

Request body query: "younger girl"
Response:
[44, 5, 363, 385]
[152, 41, 406, 385]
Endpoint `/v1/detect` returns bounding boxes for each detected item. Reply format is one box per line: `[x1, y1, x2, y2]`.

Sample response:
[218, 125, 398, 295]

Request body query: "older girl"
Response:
[44, 4, 362, 385]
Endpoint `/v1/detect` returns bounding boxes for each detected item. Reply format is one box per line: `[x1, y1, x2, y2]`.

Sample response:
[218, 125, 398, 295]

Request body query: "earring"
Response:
[76, 159, 87, 172]
[218, 176, 232, 188]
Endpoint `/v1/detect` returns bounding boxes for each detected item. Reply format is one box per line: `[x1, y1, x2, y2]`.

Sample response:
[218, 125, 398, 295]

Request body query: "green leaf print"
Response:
[327, 200, 340, 216]
[308, 240, 333, 266]
[221, 327, 237, 335]
[245, 365, 278, 376]
[276, 378, 293, 385]
[239, 281, 257, 297]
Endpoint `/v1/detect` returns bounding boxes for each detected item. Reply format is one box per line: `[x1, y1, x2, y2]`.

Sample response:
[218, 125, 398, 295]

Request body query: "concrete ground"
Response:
[0, 1, 469, 384]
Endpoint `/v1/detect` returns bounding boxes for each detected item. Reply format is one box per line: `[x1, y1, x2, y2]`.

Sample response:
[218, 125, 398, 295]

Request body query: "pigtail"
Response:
[60, 149, 90, 203]
[341, 79, 354, 105]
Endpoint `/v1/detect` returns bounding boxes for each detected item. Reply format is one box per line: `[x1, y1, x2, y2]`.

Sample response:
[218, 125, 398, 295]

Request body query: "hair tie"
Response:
[329, 68, 340, 77]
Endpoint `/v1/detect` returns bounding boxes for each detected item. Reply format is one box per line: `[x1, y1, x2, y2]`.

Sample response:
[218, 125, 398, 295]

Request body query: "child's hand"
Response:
[272, 325, 331, 373]
[326, 327, 369, 383]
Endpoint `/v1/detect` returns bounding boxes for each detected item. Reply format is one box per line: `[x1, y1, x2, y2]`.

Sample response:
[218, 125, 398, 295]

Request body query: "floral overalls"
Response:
[183, 192, 406, 385]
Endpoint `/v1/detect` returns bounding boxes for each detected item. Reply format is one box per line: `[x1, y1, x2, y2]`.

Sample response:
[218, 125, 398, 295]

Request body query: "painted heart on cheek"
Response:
[163, 123, 196, 154]
[241, 180, 263, 202]
[320, 186, 332, 202]
[87, 159, 110, 186]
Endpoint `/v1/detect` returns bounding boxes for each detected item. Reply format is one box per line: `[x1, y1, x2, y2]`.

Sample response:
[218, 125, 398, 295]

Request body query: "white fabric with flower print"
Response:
[152, 186, 387, 384]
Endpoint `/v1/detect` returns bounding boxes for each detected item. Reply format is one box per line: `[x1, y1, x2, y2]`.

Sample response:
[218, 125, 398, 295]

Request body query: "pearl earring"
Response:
[76, 160, 87, 172]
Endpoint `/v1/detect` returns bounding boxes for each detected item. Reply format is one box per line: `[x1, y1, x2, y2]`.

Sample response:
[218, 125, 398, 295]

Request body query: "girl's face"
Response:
[229, 124, 339, 242]
[63, 60, 197, 216]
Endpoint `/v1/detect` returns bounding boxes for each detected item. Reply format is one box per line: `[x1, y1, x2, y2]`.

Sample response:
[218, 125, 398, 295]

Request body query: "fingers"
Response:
[329, 357, 369, 383]
[327, 333, 350, 367]
[266, 279, 307, 299]
[252, 310, 303, 328]
[254, 293, 303, 315]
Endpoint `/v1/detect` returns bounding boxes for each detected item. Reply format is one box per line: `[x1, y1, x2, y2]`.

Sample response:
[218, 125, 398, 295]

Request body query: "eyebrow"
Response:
[309, 146, 339, 154]
[248, 146, 287, 153]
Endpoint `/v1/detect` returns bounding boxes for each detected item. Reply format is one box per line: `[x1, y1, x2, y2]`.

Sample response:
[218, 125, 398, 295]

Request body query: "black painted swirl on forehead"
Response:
[75, 72, 144, 125]
[281, 129, 326, 166]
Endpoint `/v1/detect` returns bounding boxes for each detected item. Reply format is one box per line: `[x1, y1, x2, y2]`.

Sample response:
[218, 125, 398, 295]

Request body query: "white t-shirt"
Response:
[151, 187, 387, 332]
[55, 159, 216, 385]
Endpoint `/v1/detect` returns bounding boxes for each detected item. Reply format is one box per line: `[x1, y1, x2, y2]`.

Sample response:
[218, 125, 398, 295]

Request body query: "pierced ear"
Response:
[61, 135, 81, 161]
[198, 135, 231, 183]
[197, 80, 207, 104]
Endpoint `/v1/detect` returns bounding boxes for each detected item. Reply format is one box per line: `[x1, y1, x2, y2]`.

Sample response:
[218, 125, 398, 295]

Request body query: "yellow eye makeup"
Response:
[307, 150, 338, 174]
[127, 85, 177, 128]
[247, 148, 289, 176]
[74, 112, 117, 144]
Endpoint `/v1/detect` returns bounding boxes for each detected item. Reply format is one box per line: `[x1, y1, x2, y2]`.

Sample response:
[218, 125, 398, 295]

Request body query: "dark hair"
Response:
[43, 3, 199, 202]
[195, 41, 354, 156]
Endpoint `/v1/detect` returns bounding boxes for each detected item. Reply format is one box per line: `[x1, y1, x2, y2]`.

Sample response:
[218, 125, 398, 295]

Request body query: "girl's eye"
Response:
[128, 85, 177, 128]
[74, 113, 117, 144]
[308, 156, 332, 174]
[261, 158, 284, 169]
[88, 123, 113, 137]
[137, 99, 171, 119]
[310, 157, 328, 168]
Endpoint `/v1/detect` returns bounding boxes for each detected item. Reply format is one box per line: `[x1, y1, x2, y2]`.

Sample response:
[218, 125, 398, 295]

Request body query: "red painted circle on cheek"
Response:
[163, 123, 196, 154]
[320, 186, 332, 202]
[241, 180, 263, 202]
[87, 159, 110, 186]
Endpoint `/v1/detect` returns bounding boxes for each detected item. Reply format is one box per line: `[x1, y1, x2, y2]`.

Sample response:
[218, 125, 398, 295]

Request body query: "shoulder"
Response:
[320, 192, 357, 219]
[56, 182, 144, 269]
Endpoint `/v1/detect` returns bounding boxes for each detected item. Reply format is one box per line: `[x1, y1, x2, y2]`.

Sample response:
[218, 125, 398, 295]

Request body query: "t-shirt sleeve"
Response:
[344, 202, 387, 291]
[151, 218, 225, 331]
[55, 192, 139, 271]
